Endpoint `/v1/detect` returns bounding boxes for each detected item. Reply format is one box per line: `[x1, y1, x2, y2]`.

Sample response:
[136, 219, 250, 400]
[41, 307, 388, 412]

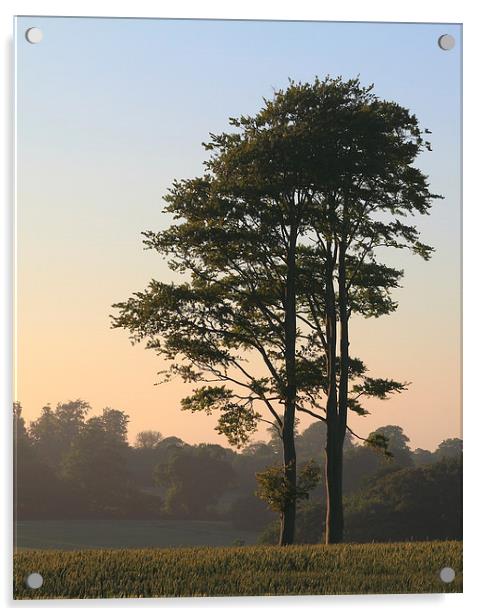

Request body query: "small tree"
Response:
[135, 430, 163, 449]
[256, 459, 321, 543]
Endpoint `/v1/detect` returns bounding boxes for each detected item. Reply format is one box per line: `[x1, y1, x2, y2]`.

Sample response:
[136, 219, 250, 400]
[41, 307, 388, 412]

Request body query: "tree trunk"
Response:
[338, 242, 349, 445]
[279, 418, 297, 545]
[324, 241, 349, 544]
[279, 209, 298, 546]
[323, 246, 344, 543]
[325, 422, 344, 543]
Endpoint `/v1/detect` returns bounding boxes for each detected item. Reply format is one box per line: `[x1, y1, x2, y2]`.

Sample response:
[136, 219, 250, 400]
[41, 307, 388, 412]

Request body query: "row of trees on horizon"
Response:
[14, 399, 462, 544]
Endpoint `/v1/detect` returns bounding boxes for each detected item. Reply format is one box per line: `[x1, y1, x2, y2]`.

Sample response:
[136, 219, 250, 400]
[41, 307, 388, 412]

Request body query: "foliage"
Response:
[231, 440, 279, 494]
[412, 448, 435, 466]
[344, 458, 462, 542]
[255, 460, 321, 513]
[182, 386, 262, 447]
[134, 430, 163, 449]
[110, 76, 433, 444]
[154, 444, 236, 518]
[61, 408, 131, 513]
[15, 398, 462, 552]
[16, 401, 136, 517]
[29, 399, 91, 468]
[111, 76, 440, 543]
[258, 500, 324, 545]
[366, 424, 415, 466]
[13, 403, 68, 519]
[435, 438, 462, 460]
[365, 432, 393, 458]
[259, 456, 462, 546]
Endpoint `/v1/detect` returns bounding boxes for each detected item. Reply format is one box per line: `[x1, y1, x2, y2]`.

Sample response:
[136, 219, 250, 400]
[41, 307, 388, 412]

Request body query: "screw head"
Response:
[438, 34, 455, 51]
[440, 567, 456, 583]
[25, 28, 43, 44]
[25, 572, 43, 589]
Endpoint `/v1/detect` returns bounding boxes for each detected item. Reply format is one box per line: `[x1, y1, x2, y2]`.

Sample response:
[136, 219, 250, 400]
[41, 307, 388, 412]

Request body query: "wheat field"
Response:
[13, 540, 462, 599]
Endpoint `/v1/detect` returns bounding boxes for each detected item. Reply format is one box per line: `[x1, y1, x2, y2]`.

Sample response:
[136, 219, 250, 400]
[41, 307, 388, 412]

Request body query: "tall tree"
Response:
[279, 78, 439, 542]
[111, 136, 326, 543]
[29, 399, 90, 469]
[112, 76, 438, 544]
[62, 408, 130, 513]
[13, 403, 64, 520]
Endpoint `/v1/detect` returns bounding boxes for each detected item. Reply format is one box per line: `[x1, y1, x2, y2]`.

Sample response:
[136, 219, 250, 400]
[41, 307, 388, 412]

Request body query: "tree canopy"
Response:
[112, 76, 440, 543]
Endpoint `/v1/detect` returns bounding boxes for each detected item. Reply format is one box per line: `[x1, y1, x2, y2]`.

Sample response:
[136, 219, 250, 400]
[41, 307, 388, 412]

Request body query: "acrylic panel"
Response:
[14, 16, 462, 599]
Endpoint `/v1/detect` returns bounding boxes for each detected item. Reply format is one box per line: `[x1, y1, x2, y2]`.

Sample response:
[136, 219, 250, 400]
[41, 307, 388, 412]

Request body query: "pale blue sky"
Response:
[16, 17, 461, 449]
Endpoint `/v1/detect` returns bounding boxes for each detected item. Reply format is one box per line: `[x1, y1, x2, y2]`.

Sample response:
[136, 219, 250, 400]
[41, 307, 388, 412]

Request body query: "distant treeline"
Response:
[13, 400, 462, 543]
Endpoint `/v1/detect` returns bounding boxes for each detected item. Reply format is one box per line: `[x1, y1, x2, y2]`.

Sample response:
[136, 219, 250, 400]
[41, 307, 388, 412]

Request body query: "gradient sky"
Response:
[15, 17, 461, 451]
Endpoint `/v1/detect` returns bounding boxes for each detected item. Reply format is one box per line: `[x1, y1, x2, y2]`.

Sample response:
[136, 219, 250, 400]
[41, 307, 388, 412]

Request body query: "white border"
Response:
[1, 1, 479, 614]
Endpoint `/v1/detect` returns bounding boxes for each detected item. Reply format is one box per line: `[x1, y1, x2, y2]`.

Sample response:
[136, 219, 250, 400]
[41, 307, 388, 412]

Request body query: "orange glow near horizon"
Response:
[15, 234, 461, 452]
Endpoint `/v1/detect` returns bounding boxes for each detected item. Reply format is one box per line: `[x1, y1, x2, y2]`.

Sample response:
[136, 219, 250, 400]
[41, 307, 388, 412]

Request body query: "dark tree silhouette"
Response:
[62, 408, 130, 513]
[13, 403, 62, 521]
[29, 399, 90, 468]
[134, 430, 163, 449]
[249, 77, 439, 542]
[412, 448, 435, 466]
[112, 77, 439, 544]
[13, 399, 461, 539]
[344, 457, 462, 542]
[435, 438, 462, 460]
[154, 444, 235, 518]
[368, 425, 414, 467]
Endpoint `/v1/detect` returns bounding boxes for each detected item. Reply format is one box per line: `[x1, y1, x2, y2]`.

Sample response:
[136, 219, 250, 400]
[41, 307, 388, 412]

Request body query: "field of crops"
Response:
[14, 540, 462, 599]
